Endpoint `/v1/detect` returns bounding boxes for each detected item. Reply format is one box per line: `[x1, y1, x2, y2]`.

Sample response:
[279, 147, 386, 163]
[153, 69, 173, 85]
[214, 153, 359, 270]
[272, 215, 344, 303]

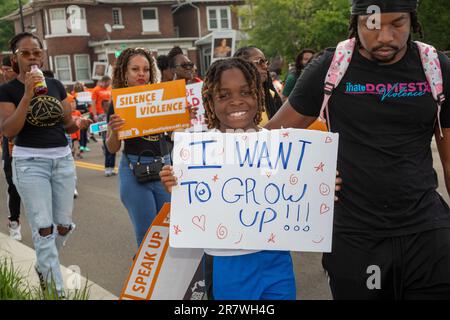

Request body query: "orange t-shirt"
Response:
[307, 120, 328, 131]
[91, 85, 112, 115]
[71, 110, 82, 140]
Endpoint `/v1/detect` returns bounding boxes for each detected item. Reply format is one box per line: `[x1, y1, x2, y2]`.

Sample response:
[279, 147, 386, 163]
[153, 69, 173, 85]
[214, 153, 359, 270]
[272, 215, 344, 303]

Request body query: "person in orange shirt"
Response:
[67, 94, 82, 159]
[72, 81, 91, 152]
[90, 75, 112, 120]
[90, 76, 111, 142]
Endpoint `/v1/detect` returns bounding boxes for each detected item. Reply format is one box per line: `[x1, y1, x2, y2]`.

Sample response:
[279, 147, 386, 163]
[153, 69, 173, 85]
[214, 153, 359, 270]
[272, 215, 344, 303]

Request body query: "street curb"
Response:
[0, 232, 118, 300]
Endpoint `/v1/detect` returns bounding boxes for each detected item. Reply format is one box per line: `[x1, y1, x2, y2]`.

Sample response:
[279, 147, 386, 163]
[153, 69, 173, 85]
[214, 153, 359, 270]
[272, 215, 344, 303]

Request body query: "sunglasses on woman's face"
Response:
[252, 58, 269, 67]
[15, 48, 43, 59]
[175, 62, 195, 70]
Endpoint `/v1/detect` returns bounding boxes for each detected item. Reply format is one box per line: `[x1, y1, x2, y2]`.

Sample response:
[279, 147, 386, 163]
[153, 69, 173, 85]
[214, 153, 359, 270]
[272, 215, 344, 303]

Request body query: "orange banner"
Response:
[120, 203, 204, 300]
[120, 203, 171, 300]
[112, 80, 191, 139]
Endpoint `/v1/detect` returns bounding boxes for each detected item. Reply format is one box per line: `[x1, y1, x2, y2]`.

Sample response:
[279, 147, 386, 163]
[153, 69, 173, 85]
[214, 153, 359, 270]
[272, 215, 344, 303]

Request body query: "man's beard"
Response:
[368, 44, 402, 63]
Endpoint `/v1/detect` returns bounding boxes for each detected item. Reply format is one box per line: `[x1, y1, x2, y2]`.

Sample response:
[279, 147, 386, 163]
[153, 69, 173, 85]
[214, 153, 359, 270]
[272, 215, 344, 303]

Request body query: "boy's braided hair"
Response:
[202, 58, 265, 129]
[112, 48, 158, 89]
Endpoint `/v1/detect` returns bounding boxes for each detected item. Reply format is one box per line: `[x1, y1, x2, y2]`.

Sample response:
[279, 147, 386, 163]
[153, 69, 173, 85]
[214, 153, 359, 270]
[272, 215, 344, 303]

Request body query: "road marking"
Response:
[75, 161, 118, 172]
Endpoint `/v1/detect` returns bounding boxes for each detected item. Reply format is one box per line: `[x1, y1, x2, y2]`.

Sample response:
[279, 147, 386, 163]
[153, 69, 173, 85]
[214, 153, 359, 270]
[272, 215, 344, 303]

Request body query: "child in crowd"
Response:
[99, 99, 116, 176]
[160, 57, 297, 300]
[68, 94, 83, 159]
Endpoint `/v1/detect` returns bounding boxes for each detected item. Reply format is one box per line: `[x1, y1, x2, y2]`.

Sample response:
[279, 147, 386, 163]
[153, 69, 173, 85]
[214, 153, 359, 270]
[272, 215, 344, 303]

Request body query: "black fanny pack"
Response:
[125, 151, 164, 183]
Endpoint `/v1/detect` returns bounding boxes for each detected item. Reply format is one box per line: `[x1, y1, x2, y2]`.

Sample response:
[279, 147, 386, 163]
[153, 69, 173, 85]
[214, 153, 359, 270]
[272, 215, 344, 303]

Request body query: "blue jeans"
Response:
[80, 129, 88, 148]
[119, 154, 171, 246]
[12, 154, 76, 294]
[102, 135, 116, 168]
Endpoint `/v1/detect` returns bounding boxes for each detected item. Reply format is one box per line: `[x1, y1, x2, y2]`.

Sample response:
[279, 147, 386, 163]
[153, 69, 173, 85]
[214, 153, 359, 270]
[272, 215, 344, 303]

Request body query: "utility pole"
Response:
[18, 0, 25, 32]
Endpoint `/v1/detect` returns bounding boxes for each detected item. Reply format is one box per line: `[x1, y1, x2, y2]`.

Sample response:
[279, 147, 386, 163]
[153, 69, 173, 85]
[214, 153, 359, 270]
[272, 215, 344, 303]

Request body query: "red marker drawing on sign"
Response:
[175, 169, 183, 180]
[320, 204, 330, 215]
[173, 225, 182, 235]
[325, 137, 333, 144]
[212, 175, 219, 182]
[192, 215, 206, 231]
[282, 132, 290, 138]
[180, 148, 190, 161]
[217, 224, 228, 240]
[268, 233, 276, 243]
[312, 236, 325, 244]
[234, 233, 243, 244]
[319, 183, 330, 196]
[289, 174, 298, 185]
[315, 162, 325, 172]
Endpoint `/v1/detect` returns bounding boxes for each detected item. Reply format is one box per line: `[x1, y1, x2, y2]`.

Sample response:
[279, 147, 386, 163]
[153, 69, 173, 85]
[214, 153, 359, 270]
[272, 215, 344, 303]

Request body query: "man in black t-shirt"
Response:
[267, 0, 450, 299]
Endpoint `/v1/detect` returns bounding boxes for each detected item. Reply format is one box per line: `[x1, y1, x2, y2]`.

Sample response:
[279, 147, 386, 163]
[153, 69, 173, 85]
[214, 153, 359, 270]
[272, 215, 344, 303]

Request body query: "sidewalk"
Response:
[0, 232, 118, 300]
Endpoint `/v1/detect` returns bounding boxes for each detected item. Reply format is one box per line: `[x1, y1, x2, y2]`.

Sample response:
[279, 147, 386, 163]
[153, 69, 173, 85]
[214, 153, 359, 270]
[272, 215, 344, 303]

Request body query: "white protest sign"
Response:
[170, 129, 339, 252]
[186, 82, 207, 132]
[75, 91, 92, 104]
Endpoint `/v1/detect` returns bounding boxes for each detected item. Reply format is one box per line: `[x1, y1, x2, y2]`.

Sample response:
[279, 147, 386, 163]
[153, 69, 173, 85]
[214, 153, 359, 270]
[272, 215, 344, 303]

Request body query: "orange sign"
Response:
[111, 80, 191, 139]
[120, 204, 171, 300]
[120, 203, 204, 300]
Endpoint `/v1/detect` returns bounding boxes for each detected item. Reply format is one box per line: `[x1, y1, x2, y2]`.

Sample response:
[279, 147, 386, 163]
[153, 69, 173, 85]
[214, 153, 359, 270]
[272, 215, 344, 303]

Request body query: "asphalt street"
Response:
[1, 137, 448, 299]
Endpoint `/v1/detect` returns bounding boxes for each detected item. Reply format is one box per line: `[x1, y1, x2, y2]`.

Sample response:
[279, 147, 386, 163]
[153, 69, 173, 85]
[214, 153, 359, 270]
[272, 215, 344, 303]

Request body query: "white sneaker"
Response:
[8, 220, 22, 241]
[105, 168, 112, 177]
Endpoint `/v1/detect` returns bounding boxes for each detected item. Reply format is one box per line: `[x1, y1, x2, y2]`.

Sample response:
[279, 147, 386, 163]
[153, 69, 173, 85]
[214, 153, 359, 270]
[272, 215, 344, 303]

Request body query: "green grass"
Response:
[0, 257, 91, 300]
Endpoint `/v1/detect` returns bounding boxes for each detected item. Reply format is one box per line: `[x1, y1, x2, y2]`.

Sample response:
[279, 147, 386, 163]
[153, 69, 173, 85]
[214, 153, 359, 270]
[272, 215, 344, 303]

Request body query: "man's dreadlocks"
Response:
[202, 58, 265, 130]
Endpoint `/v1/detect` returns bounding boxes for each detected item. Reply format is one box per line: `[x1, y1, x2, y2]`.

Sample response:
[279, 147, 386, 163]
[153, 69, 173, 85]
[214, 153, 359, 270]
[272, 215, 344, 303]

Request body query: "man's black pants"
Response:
[323, 228, 450, 300]
[3, 155, 21, 222]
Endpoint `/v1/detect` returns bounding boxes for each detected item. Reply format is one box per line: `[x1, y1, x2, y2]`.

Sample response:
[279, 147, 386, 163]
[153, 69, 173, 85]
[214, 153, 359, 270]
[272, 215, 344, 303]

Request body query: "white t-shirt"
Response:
[13, 145, 72, 159]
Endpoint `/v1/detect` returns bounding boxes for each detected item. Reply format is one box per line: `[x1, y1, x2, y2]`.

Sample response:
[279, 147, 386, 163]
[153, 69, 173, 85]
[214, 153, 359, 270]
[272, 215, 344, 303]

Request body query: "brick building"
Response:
[1, 0, 246, 85]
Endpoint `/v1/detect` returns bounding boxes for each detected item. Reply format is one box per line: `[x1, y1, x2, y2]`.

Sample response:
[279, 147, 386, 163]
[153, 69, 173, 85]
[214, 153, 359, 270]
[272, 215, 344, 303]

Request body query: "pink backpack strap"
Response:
[319, 38, 356, 131]
[415, 41, 446, 138]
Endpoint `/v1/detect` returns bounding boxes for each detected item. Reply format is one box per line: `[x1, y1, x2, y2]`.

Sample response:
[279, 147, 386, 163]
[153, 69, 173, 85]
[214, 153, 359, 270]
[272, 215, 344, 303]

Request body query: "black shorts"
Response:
[322, 228, 450, 300]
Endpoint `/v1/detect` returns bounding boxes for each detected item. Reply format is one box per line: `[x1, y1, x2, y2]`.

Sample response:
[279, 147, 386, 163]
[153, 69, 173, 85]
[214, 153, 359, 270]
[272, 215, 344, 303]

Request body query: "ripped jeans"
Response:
[12, 154, 76, 293]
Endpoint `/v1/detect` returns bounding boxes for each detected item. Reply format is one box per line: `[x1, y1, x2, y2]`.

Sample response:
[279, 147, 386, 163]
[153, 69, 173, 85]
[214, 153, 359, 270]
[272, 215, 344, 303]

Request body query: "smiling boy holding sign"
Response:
[160, 58, 342, 300]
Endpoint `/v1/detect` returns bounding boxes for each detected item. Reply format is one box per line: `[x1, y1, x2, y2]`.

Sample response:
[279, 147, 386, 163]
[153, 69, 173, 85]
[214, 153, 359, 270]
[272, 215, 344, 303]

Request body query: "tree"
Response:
[239, 0, 450, 64]
[0, 0, 18, 52]
[417, 0, 450, 50]
[238, 0, 350, 64]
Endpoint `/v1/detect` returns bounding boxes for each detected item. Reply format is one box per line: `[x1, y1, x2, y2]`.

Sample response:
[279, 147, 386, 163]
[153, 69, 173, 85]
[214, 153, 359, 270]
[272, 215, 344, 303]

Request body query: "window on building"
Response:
[112, 8, 122, 26]
[74, 54, 90, 81]
[207, 7, 231, 30]
[49, 8, 66, 34]
[202, 47, 211, 76]
[54, 55, 71, 82]
[67, 6, 87, 34]
[141, 8, 159, 32]
[49, 7, 87, 35]
[97, 53, 107, 63]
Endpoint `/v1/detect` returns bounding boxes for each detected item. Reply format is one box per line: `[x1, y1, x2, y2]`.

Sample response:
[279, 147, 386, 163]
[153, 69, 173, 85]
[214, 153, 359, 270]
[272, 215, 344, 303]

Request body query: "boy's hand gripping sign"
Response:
[112, 80, 191, 139]
[170, 129, 339, 252]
